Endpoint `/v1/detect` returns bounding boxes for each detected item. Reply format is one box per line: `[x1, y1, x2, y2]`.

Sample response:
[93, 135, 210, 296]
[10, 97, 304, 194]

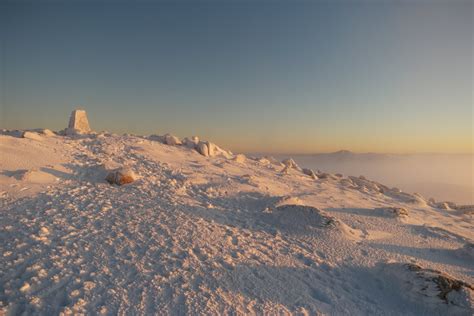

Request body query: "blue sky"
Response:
[1, 0, 472, 153]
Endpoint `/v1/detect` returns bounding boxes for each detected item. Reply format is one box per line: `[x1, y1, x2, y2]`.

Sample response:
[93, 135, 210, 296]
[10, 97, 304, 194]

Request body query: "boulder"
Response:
[259, 156, 282, 166]
[22, 131, 43, 141]
[196, 142, 209, 157]
[207, 142, 217, 156]
[183, 136, 199, 148]
[281, 158, 300, 170]
[233, 154, 246, 164]
[1, 129, 23, 138]
[67, 109, 91, 134]
[105, 167, 137, 185]
[164, 134, 182, 145]
[302, 168, 318, 179]
[195, 141, 218, 157]
[40, 129, 56, 137]
[384, 207, 409, 218]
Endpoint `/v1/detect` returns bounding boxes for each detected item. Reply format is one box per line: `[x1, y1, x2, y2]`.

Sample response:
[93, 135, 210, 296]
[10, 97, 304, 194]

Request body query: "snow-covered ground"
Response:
[1, 131, 473, 315]
[268, 152, 474, 205]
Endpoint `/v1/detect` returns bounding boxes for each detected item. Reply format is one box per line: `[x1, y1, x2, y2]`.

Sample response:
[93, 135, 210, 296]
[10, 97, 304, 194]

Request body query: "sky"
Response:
[1, 0, 472, 154]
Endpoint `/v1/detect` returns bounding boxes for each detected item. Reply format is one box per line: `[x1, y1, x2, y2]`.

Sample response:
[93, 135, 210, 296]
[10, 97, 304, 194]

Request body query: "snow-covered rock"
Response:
[267, 204, 363, 240]
[281, 158, 300, 170]
[207, 142, 217, 156]
[302, 168, 318, 179]
[380, 262, 473, 313]
[233, 154, 246, 164]
[183, 136, 199, 148]
[194, 141, 221, 157]
[164, 134, 182, 146]
[378, 207, 409, 218]
[1, 129, 23, 138]
[40, 129, 56, 137]
[196, 142, 209, 156]
[22, 131, 43, 141]
[105, 167, 138, 185]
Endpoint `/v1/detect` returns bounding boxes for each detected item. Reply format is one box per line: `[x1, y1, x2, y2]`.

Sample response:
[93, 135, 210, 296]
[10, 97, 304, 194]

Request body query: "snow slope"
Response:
[0, 132, 473, 315]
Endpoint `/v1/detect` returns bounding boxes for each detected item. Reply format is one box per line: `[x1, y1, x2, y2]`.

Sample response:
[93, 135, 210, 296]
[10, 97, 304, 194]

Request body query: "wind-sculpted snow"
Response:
[0, 133, 473, 315]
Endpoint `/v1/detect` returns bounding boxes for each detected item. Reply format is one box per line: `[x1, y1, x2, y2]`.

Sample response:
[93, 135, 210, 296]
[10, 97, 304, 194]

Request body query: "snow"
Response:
[0, 131, 472, 315]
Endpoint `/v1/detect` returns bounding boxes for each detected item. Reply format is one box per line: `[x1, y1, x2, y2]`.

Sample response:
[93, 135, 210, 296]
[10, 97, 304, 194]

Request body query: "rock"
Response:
[263, 156, 282, 166]
[164, 134, 182, 145]
[196, 142, 209, 156]
[22, 131, 43, 141]
[437, 202, 452, 210]
[340, 178, 354, 186]
[40, 129, 56, 137]
[318, 172, 330, 179]
[105, 167, 137, 185]
[275, 196, 304, 207]
[195, 141, 217, 157]
[1, 129, 23, 138]
[302, 168, 318, 179]
[207, 142, 217, 156]
[233, 154, 246, 164]
[183, 136, 199, 148]
[281, 158, 299, 169]
[148, 134, 165, 142]
[281, 159, 300, 173]
[383, 262, 474, 311]
[67, 109, 91, 134]
[385, 207, 409, 218]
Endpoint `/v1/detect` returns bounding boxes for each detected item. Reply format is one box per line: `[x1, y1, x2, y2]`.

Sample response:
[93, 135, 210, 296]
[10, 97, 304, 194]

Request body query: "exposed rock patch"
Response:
[382, 207, 409, 218]
[106, 167, 138, 185]
[380, 262, 473, 312]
